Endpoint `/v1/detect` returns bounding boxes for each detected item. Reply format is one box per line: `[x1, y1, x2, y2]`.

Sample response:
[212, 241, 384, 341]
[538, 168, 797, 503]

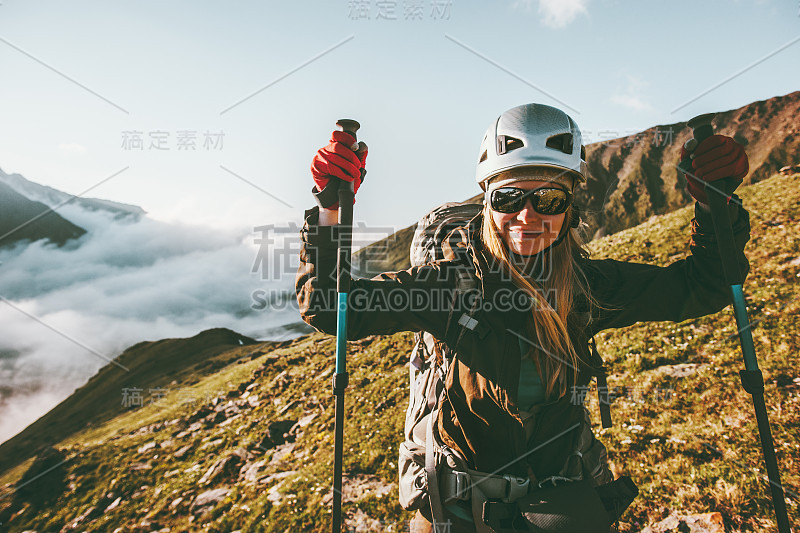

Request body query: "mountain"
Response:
[0, 328, 259, 475]
[0, 181, 87, 248]
[580, 90, 800, 238]
[0, 168, 146, 222]
[0, 171, 797, 532]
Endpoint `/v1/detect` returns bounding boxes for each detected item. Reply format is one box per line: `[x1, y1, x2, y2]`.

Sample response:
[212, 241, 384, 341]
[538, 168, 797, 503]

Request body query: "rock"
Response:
[265, 471, 298, 504]
[342, 474, 394, 502]
[779, 164, 800, 175]
[642, 512, 725, 533]
[159, 439, 174, 449]
[190, 488, 230, 511]
[277, 399, 299, 415]
[63, 504, 97, 530]
[239, 460, 268, 484]
[291, 413, 317, 432]
[187, 406, 213, 424]
[128, 462, 152, 471]
[131, 485, 150, 499]
[218, 413, 242, 428]
[132, 520, 162, 532]
[268, 442, 295, 464]
[104, 496, 122, 512]
[272, 371, 290, 392]
[199, 438, 224, 451]
[198, 454, 243, 485]
[169, 497, 183, 509]
[207, 411, 227, 425]
[344, 508, 389, 532]
[231, 447, 251, 461]
[660, 363, 706, 379]
[137, 442, 156, 454]
[174, 445, 193, 459]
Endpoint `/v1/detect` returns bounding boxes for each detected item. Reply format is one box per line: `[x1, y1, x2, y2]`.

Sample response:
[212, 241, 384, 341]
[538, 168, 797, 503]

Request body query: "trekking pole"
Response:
[330, 118, 361, 533]
[682, 113, 792, 532]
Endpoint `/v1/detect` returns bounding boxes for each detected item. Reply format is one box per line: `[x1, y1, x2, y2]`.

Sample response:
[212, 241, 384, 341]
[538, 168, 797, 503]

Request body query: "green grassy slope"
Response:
[0, 328, 260, 475]
[0, 174, 797, 533]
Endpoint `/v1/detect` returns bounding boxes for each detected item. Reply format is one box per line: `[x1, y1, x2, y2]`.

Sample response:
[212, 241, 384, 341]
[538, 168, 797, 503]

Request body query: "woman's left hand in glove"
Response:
[680, 134, 749, 205]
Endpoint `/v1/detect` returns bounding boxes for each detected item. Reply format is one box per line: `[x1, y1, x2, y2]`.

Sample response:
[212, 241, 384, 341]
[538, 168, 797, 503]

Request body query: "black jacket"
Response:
[296, 200, 751, 477]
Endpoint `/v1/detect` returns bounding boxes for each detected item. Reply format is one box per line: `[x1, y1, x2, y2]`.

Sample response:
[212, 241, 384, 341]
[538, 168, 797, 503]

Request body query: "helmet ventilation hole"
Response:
[546, 133, 574, 155]
[496, 135, 523, 155]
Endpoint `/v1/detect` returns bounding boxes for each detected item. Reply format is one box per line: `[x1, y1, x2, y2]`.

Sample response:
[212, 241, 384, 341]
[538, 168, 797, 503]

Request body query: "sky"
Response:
[0, 0, 798, 233]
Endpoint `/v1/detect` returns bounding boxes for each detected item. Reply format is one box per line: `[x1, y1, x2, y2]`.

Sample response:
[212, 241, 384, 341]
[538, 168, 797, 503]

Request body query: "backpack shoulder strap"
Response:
[590, 337, 613, 429]
[443, 264, 490, 350]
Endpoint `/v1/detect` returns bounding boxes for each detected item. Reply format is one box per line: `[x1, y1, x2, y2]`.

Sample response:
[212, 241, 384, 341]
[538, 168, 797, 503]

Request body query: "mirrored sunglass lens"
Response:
[492, 188, 525, 213]
[533, 189, 569, 215]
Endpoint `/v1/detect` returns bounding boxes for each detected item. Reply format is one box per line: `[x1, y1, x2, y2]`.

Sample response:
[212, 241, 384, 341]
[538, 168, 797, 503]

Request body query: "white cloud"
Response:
[512, 0, 589, 28]
[610, 74, 657, 112]
[0, 203, 308, 443]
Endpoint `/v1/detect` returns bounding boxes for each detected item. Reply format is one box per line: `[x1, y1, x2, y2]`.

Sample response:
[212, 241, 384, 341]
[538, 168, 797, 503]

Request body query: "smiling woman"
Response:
[298, 102, 752, 532]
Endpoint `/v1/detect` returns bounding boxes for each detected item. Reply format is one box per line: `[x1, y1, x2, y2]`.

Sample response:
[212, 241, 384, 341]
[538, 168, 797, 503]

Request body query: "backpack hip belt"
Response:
[440, 465, 531, 504]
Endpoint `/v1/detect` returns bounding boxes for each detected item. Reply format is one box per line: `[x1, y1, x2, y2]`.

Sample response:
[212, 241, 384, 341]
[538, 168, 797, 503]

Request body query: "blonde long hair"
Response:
[480, 201, 598, 399]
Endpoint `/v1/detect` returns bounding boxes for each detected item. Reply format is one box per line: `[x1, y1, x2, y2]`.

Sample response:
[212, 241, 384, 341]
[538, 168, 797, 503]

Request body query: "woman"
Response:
[297, 104, 751, 532]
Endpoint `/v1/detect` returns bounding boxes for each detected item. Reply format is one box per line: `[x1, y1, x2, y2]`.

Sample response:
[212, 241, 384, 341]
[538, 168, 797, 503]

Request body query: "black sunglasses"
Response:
[489, 186, 573, 215]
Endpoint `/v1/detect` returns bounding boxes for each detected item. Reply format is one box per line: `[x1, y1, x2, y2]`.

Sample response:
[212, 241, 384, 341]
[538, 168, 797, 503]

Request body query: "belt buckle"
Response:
[502, 474, 529, 503]
[453, 471, 471, 500]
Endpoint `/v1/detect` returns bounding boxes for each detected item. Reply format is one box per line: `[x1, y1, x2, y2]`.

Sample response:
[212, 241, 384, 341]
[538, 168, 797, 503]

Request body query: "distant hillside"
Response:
[0, 168, 146, 221]
[353, 91, 800, 276]
[580, 90, 800, 238]
[0, 181, 86, 249]
[0, 328, 260, 474]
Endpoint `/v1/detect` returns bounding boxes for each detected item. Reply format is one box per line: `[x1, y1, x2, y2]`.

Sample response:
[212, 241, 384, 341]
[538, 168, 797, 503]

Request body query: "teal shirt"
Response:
[445, 338, 546, 522]
[518, 353, 546, 410]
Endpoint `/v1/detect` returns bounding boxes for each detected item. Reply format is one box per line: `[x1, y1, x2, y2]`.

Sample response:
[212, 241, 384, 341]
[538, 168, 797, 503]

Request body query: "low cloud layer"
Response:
[0, 202, 306, 444]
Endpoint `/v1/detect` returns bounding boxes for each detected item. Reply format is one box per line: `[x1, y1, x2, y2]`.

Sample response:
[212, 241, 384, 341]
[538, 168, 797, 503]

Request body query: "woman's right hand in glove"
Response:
[310, 130, 368, 210]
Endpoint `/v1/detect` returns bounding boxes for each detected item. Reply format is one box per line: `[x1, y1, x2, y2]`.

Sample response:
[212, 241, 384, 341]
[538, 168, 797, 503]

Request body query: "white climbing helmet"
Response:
[476, 103, 587, 191]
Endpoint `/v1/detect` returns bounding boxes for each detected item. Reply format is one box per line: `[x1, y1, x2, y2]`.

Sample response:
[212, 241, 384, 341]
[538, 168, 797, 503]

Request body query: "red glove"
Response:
[680, 134, 748, 205]
[310, 130, 368, 209]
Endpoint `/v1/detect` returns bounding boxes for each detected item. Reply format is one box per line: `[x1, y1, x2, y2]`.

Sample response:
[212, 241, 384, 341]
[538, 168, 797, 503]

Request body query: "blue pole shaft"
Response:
[730, 284, 759, 372]
[336, 293, 348, 373]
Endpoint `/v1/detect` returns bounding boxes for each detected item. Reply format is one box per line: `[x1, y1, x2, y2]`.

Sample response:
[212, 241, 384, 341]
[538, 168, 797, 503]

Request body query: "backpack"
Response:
[397, 201, 617, 517]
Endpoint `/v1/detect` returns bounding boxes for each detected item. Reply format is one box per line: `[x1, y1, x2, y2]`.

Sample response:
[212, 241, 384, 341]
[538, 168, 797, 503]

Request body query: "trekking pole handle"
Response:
[335, 118, 360, 212]
[334, 118, 360, 294]
[685, 113, 744, 287]
[685, 112, 738, 205]
[686, 112, 715, 145]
